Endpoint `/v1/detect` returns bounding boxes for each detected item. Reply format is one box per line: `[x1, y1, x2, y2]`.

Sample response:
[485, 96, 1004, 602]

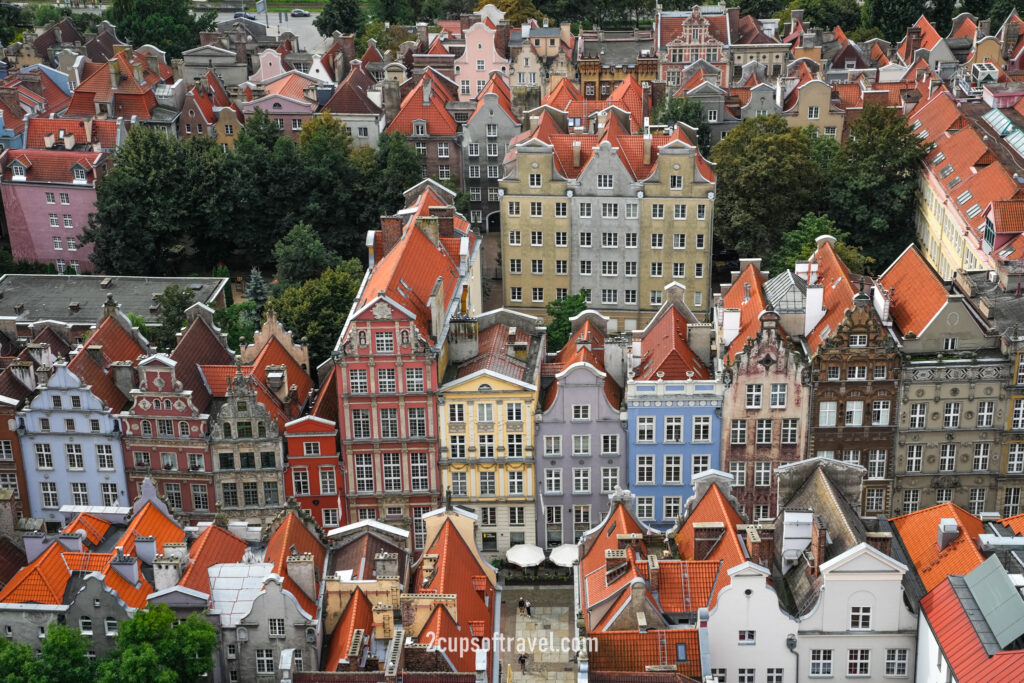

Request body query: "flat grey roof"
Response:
[0, 274, 227, 326]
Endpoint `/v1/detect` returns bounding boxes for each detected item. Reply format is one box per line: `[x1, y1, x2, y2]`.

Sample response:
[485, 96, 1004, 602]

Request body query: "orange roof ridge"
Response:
[721, 264, 769, 363]
[891, 502, 986, 592]
[877, 245, 948, 337]
[179, 524, 247, 595]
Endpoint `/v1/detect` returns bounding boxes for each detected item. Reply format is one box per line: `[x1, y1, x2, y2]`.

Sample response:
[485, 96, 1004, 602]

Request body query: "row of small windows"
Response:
[509, 258, 704, 278]
[508, 200, 707, 220]
[509, 287, 703, 308]
[508, 230, 705, 249]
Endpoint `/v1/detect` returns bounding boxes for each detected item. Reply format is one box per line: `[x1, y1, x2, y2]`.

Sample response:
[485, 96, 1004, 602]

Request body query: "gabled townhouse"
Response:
[0, 479, 185, 658]
[671, 61, 741, 144]
[0, 66, 75, 145]
[895, 16, 958, 79]
[501, 85, 716, 327]
[324, 179, 481, 549]
[241, 70, 324, 140]
[800, 237, 900, 515]
[284, 378, 344, 531]
[576, 27, 658, 100]
[24, 115, 127, 152]
[715, 261, 808, 522]
[438, 308, 544, 555]
[320, 60, 384, 148]
[461, 73, 519, 229]
[178, 70, 244, 151]
[384, 68, 462, 187]
[508, 19, 576, 98]
[15, 363, 129, 525]
[181, 43, 249, 89]
[120, 355, 215, 523]
[625, 284, 719, 529]
[64, 51, 179, 131]
[874, 245, 1008, 516]
[0, 146, 107, 270]
[453, 16, 510, 101]
[575, 487, 709, 678]
[536, 311, 625, 548]
[780, 62, 845, 139]
[208, 509, 327, 681]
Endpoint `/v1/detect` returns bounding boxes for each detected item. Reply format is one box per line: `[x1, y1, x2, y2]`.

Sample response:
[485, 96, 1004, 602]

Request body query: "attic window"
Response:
[966, 203, 983, 219]
[72, 167, 87, 182]
[931, 152, 946, 166]
[939, 164, 954, 178]
[957, 189, 973, 205]
[10, 162, 25, 179]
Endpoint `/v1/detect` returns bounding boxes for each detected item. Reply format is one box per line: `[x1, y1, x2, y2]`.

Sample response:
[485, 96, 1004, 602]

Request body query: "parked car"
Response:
[234, 11, 256, 19]
[291, 8, 311, 16]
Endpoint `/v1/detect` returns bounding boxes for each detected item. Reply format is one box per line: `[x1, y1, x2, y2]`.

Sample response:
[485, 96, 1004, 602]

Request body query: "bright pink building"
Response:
[453, 20, 510, 100]
[0, 148, 105, 271]
[119, 355, 215, 522]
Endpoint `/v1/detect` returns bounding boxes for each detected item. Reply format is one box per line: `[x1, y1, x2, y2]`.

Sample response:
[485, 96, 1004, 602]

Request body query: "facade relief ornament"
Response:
[372, 301, 393, 320]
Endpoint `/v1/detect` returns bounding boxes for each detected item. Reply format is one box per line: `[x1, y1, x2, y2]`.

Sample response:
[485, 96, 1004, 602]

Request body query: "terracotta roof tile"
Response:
[322, 65, 381, 116]
[544, 320, 621, 412]
[64, 513, 111, 546]
[118, 501, 186, 557]
[878, 245, 948, 337]
[178, 524, 247, 595]
[169, 316, 234, 413]
[324, 587, 374, 671]
[676, 484, 746, 607]
[386, 70, 458, 136]
[455, 324, 530, 381]
[635, 307, 710, 380]
[3, 148, 104, 183]
[589, 630, 701, 676]
[721, 264, 769, 364]
[264, 512, 326, 616]
[805, 241, 859, 354]
[890, 503, 985, 593]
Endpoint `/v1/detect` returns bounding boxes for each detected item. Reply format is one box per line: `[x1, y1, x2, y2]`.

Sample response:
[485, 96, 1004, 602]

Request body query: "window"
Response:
[1011, 444, 1024, 473]
[770, 384, 787, 408]
[936, 488, 952, 503]
[827, 366, 840, 380]
[408, 408, 426, 437]
[754, 462, 771, 487]
[348, 369, 368, 394]
[847, 649, 870, 676]
[874, 364, 887, 379]
[781, 418, 798, 444]
[556, 260, 567, 275]
[695, 264, 704, 279]
[767, 669, 784, 683]
[532, 287, 544, 302]
[572, 404, 591, 421]
[508, 471, 524, 494]
[909, 403, 926, 429]
[943, 402, 961, 428]
[903, 489, 920, 513]
[555, 231, 568, 246]
[40, 482, 58, 509]
[256, 650, 273, 674]
[508, 203, 520, 219]
[673, 263, 685, 278]
[738, 630, 755, 644]
[807, 105, 820, 119]
[810, 650, 832, 677]
[163, 483, 181, 509]
[411, 453, 429, 491]
[509, 258, 523, 275]
[507, 402, 522, 422]
[65, 443, 84, 470]
[849, 333, 868, 347]
[729, 462, 746, 486]
[973, 443, 990, 471]
[1005, 488, 1021, 517]
[508, 433, 524, 458]
[1015, 399, 1024, 430]
[528, 173, 541, 188]
[872, 400, 890, 425]
[664, 455, 682, 484]
[377, 368, 397, 394]
[850, 606, 871, 630]
[693, 416, 711, 442]
[380, 408, 398, 438]
[573, 467, 590, 493]
[70, 482, 88, 506]
[383, 453, 401, 491]
[375, 332, 394, 353]
[865, 489, 884, 512]
[697, 206, 706, 222]
[845, 400, 864, 426]
[544, 435, 561, 457]
[819, 401, 837, 427]
[601, 203, 618, 218]
[625, 290, 637, 304]
[746, 384, 762, 409]
[868, 450, 886, 478]
[665, 416, 683, 442]
[597, 174, 613, 189]
[885, 649, 908, 677]
[651, 204, 664, 219]
[602, 435, 618, 454]
[693, 454, 709, 477]
[906, 445, 922, 472]
[36, 444, 52, 469]
[532, 259, 543, 274]
[478, 434, 494, 458]
[355, 453, 374, 492]
[978, 401, 994, 427]
[601, 467, 619, 492]
[756, 419, 772, 445]
[637, 416, 655, 442]
[847, 365, 867, 380]
[530, 202, 542, 218]
[510, 507, 525, 526]
[637, 455, 654, 484]
[939, 443, 957, 472]
[636, 497, 654, 520]
[545, 469, 562, 494]
[319, 468, 336, 495]
[969, 488, 985, 515]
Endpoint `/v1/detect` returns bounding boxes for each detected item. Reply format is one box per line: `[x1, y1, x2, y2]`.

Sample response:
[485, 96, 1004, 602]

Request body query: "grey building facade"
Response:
[462, 82, 520, 232]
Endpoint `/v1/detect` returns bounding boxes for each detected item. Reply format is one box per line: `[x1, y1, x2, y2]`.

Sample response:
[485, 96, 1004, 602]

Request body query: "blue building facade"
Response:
[17, 364, 128, 526]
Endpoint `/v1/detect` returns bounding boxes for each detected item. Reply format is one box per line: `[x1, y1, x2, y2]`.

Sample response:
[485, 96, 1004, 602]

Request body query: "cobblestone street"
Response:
[499, 585, 577, 682]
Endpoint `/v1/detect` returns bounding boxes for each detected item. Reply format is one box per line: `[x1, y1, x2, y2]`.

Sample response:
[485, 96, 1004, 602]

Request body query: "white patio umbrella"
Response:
[548, 543, 579, 568]
[505, 543, 545, 568]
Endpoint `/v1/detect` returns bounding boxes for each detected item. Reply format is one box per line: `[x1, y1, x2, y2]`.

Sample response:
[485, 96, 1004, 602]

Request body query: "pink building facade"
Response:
[0, 148, 104, 271]
[453, 21, 510, 101]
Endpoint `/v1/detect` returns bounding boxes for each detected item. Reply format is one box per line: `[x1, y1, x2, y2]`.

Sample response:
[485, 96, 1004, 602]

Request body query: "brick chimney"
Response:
[374, 551, 399, 578]
[286, 552, 317, 600]
[379, 216, 404, 257]
[605, 548, 627, 582]
[421, 553, 439, 585]
[746, 525, 775, 568]
[108, 59, 120, 90]
[865, 531, 892, 557]
[1005, 22, 1019, 59]
[429, 205, 456, 239]
[417, 215, 440, 247]
[808, 518, 827, 577]
[906, 26, 923, 58]
[647, 555, 660, 592]
[85, 345, 104, 367]
[692, 522, 724, 560]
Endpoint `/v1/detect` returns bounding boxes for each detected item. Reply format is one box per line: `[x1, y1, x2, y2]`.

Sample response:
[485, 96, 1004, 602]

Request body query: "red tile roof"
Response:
[261, 71, 320, 103]
[324, 587, 374, 671]
[119, 501, 186, 557]
[543, 319, 621, 412]
[676, 484, 746, 607]
[386, 69, 458, 136]
[65, 51, 166, 120]
[3, 148, 104, 183]
[199, 364, 292, 428]
[178, 524, 247, 595]
[890, 503, 985, 593]
[998, 512, 1024, 536]
[311, 369, 338, 423]
[921, 578, 1024, 681]
[720, 264, 769, 364]
[897, 15, 943, 63]
[251, 335, 313, 405]
[635, 307, 710, 381]
[471, 73, 516, 123]
[264, 512, 326, 616]
[805, 240, 859, 354]
[67, 316, 147, 410]
[455, 324, 531, 382]
[322, 64, 381, 116]
[64, 513, 111, 546]
[169, 315, 234, 413]
[24, 118, 120, 151]
[877, 245, 948, 337]
[589, 630, 701, 676]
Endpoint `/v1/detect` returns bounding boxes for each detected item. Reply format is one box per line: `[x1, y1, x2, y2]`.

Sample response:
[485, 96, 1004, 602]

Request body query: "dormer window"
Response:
[72, 167, 87, 183]
[414, 122, 426, 136]
[10, 162, 25, 180]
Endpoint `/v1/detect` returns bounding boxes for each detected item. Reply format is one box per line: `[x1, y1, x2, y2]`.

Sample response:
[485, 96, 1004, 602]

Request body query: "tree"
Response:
[989, 0, 1018, 24]
[315, 0, 365, 36]
[97, 604, 217, 683]
[476, 0, 544, 25]
[826, 104, 925, 266]
[0, 3, 29, 45]
[780, 0, 860, 31]
[212, 264, 233, 306]
[765, 213, 874, 275]
[106, 0, 216, 59]
[0, 639, 35, 683]
[273, 222, 342, 288]
[352, 132, 424, 236]
[861, 0, 921, 43]
[214, 302, 259, 351]
[370, 0, 419, 23]
[270, 264, 364, 367]
[147, 285, 195, 351]
[709, 115, 821, 256]
[245, 267, 271, 314]
[740, 0, 786, 17]
[545, 290, 589, 353]
[652, 97, 711, 157]
[33, 624, 95, 683]
[33, 4, 61, 26]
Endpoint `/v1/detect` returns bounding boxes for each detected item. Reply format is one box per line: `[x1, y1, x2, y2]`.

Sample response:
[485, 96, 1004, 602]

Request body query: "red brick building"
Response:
[385, 68, 462, 188]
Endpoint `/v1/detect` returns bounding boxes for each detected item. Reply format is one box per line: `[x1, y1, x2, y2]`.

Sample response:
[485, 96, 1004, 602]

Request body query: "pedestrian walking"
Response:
[518, 596, 525, 616]
[525, 600, 532, 618]
[518, 652, 529, 674]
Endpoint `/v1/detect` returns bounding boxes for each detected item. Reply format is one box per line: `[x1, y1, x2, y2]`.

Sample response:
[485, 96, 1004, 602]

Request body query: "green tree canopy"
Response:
[273, 222, 342, 288]
[545, 290, 589, 353]
[826, 104, 925, 266]
[106, 0, 215, 59]
[33, 624, 95, 683]
[147, 285, 195, 351]
[765, 213, 874, 275]
[270, 263, 364, 366]
[0, 638, 37, 683]
[245, 267, 271, 313]
[97, 604, 217, 683]
[315, 0, 365, 36]
[778, 0, 860, 31]
[214, 302, 259, 352]
[861, 0, 921, 43]
[710, 115, 821, 256]
[652, 97, 711, 157]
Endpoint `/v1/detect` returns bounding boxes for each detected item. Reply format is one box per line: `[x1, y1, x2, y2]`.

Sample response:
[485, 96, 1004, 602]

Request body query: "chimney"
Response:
[421, 553, 439, 584]
[429, 205, 456, 239]
[146, 54, 159, 76]
[379, 216, 403, 257]
[63, 133, 75, 150]
[23, 532, 51, 563]
[746, 526, 775, 567]
[162, 541, 188, 559]
[865, 531, 892, 557]
[938, 518, 959, 550]
[153, 553, 183, 591]
[642, 133, 652, 165]
[286, 552, 317, 600]
[605, 548, 627, 580]
[422, 76, 432, 106]
[103, 292, 118, 319]
[809, 518, 827, 577]
[382, 78, 401, 123]
[572, 139, 581, 167]
[108, 59, 120, 90]
[43, 132, 55, 149]
[417, 215, 439, 247]
[110, 361, 135, 399]
[560, 22, 572, 47]
[132, 59, 143, 84]
[374, 551, 399, 578]
[57, 532, 83, 552]
[111, 549, 139, 584]
[86, 345, 104, 367]
[134, 536, 157, 564]
[647, 555, 660, 592]
[54, 26, 62, 44]
[692, 522, 724, 560]
[1005, 23, 1019, 58]
[907, 26, 923, 57]
[629, 576, 646, 611]
[416, 22, 429, 47]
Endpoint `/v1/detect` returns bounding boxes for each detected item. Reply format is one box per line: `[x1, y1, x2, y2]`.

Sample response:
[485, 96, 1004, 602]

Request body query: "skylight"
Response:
[957, 189, 973, 205]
